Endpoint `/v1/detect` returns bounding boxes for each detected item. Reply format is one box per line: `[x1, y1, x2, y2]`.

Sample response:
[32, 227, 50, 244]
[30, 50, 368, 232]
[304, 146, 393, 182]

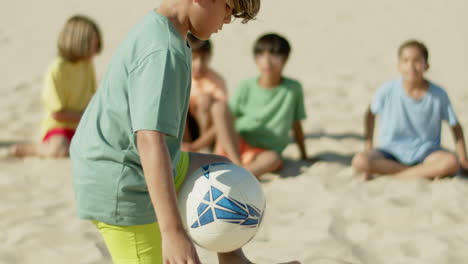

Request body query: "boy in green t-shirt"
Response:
[209, 33, 310, 178]
[68, 1, 300, 263]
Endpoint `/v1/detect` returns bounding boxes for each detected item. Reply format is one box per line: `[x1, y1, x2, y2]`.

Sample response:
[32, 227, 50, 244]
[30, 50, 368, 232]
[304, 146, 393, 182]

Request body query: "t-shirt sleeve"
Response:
[42, 65, 67, 113]
[370, 83, 389, 115]
[128, 51, 189, 137]
[228, 81, 246, 118]
[294, 82, 307, 121]
[442, 92, 458, 126]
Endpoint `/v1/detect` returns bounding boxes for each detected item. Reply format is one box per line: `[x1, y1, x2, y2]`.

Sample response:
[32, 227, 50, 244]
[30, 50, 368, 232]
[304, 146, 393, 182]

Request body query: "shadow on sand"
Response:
[0, 141, 23, 148]
[275, 151, 355, 179]
[305, 132, 364, 141]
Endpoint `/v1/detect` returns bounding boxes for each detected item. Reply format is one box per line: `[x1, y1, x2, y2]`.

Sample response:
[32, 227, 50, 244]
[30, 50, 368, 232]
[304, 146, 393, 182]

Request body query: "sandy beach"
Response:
[1, 0, 468, 263]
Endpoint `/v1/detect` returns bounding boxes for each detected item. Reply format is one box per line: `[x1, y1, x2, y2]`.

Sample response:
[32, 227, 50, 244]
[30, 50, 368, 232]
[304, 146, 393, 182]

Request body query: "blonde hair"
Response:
[57, 15, 102, 62]
[227, 0, 261, 23]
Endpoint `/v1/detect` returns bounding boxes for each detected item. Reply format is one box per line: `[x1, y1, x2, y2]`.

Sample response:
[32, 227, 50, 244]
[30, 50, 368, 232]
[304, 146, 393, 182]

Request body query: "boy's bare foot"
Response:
[360, 173, 375, 181]
[8, 144, 22, 157]
[8, 144, 34, 158]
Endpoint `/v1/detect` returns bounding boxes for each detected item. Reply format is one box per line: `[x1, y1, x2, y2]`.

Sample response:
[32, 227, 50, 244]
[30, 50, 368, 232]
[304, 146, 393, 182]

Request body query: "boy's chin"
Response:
[260, 71, 282, 78]
[189, 31, 211, 41]
[403, 76, 424, 83]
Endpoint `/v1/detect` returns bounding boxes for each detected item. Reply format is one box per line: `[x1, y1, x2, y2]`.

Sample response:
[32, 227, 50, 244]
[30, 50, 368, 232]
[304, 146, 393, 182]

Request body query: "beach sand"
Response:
[1, 0, 468, 263]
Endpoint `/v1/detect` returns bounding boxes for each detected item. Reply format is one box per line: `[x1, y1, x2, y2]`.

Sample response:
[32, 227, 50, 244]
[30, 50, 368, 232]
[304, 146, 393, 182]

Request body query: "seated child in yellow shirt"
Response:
[10, 15, 102, 158]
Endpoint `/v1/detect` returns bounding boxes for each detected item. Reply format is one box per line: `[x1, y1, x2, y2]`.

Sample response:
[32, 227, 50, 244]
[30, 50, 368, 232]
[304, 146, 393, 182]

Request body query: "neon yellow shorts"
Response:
[93, 152, 189, 264]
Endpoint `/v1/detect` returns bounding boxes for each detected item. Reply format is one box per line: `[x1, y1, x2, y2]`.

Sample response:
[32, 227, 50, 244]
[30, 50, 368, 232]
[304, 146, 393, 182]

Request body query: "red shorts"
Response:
[42, 128, 75, 143]
[216, 138, 267, 165]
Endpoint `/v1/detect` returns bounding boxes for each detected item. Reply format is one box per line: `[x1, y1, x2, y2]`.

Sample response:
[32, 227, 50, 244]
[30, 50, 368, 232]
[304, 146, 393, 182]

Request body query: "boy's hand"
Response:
[162, 229, 201, 264]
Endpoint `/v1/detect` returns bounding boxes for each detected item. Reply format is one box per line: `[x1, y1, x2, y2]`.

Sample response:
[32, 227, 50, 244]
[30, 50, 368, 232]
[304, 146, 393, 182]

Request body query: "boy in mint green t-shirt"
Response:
[207, 33, 311, 178]
[67, 1, 296, 264]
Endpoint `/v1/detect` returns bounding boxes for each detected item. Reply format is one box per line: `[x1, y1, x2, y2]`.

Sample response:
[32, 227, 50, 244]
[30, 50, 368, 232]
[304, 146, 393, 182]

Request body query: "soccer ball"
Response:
[177, 162, 265, 253]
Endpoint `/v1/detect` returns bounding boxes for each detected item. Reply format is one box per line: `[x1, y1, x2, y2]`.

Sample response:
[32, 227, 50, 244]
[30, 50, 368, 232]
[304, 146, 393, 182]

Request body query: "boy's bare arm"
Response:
[137, 130, 200, 263]
[52, 110, 83, 122]
[451, 124, 468, 169]
[292, 121, 308, 159]
[364, 107, 375, 151]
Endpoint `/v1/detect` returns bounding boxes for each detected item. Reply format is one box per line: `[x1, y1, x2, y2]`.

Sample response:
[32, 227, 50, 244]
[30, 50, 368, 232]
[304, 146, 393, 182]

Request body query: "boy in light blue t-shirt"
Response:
[352, 40, 468, 180]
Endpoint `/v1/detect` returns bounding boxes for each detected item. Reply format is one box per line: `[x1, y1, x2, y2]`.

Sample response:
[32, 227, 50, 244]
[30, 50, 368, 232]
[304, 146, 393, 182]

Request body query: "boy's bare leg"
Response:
[245, 150, 282, 178]
[10, 135, 69, 158]
[352, 150, 408, 180]
[195, 94, 213, 134]
[394, 150, 459, 179]
[183, 119, 192, 142]
[211, 100, 241, 165]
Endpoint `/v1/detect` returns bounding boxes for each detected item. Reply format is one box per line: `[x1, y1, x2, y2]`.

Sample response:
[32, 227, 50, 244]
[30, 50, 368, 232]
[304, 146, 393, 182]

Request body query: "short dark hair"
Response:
[398, 40, 429, 63]
[188, 33, 211, 55]
[253, 33, 291, 58]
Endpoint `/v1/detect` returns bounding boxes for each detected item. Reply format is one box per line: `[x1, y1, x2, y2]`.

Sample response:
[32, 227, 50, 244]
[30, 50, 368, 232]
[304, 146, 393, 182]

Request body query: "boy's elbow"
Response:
[136, 130, 166, 148]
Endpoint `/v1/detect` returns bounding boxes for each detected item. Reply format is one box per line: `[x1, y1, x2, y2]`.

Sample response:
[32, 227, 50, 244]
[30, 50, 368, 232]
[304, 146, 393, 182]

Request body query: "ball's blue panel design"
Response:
[214, 208, 247, 220]
[211, 186, 223, 202]
[216, 197, 248, 217]
[203, 192, 211, 202]
[191, 185, 262, 229]
[191, 221, 200, 228]
[199, 208, 215, 226]
[225, 220, 243, 224]
[197, 203, 209, 216]
[240, 219, 258, 226]
[202, 165, 210, 179]
[247, 205, 261, 217]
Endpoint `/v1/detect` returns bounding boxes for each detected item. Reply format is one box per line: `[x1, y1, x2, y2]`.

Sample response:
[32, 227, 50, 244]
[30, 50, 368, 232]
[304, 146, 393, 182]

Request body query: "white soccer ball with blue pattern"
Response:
[177, 162, 265, 253]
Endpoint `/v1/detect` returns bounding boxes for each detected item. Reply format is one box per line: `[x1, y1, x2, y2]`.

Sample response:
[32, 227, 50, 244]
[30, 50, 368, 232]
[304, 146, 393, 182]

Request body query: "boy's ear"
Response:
[425, 63, 430, 71]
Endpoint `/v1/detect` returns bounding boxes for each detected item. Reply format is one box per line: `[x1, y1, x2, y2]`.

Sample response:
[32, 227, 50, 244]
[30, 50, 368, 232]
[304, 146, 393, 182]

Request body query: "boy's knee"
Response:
[440, 154, 460, 175]
[273, 153, 283, 170]
[264, 151, 282, 170]
[352, 153, 370, 172]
